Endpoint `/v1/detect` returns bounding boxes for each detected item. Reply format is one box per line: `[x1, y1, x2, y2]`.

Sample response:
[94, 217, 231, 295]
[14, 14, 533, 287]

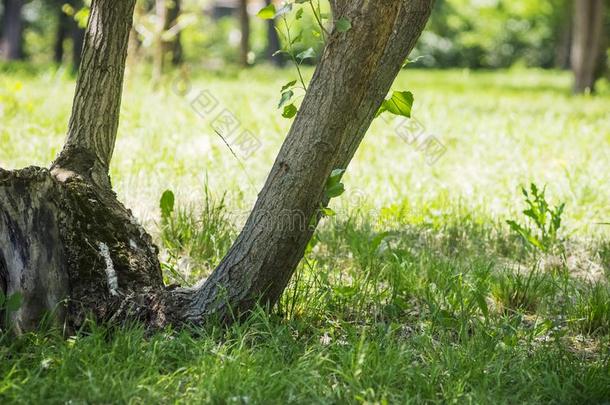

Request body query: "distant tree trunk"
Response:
[238, 0, 250, 66]
[0, 0, 24, 60]
[152, 0, 168, 84]
[571, 0, 605, 93]
[168, 0, 182, 65]
[555, 15, 572, 69]
[52, 0, 85, 71]
[264, 0, 284, 66]
[0, 0, 433, 334]
[54, 5, 70, 64]
[71, 0, 86, 72]
[153, 0, 182, 83]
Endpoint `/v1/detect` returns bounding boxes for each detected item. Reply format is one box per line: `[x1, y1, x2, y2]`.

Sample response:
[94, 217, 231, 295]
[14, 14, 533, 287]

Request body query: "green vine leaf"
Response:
[257, 4, 276, 19]
[281, 80, 297, 92]
[325, 169, 346, 199]
[282, 104, 298, 119]
[278, 90, 294, 109]
[296, 47, 316, 63]
[376, 91, 414, 118]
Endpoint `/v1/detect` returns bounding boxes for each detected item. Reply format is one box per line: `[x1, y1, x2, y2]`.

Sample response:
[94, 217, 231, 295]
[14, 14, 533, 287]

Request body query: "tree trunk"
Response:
[555, 13, 572, 69]
[1, 0, 433, 333]
[1, 0, 166, 335]
[153, 0, 182, 83]
[571, 0, 605, 93]
[153, 0, 168, 84]
[54, 4, 69, 64]
[53, 0, 86, 70]
[71, 0, 86, 73]
[53, 0, 136, 190]
[0, 0, 24, 60]
[264, 0, 284, 67]
[168, 0, 182, 66]
[238, 0, 250, 66]
[167, 0, 433, 324]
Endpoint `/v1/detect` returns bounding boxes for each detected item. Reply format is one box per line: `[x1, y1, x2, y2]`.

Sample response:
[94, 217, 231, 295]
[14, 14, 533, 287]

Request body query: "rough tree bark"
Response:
[0, 0, 24, 60]
[238, 0, 250, 67]
[1, 0, 164, 334]
[0, 0, 433, 333]
[571, 0, 605, 93]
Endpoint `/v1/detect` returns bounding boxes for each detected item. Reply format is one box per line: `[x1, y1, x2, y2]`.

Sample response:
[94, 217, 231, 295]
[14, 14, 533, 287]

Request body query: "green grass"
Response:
[1, 64, 610, 403]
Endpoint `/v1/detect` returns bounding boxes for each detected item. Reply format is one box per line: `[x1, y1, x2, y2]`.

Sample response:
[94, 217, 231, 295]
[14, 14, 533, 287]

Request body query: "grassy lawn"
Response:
[1, 66, 609, 403]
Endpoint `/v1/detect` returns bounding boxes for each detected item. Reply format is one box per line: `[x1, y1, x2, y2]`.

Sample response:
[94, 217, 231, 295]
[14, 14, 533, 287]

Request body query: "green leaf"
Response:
[325, 183, 345, 199]
[290, 31, 303, 45]
[336, 17, 352, 33]
[278, 90, 294, 109]
[376, 91, 414, 118]
[281, 80, 297, 92]
[295, 8, 304, 20]
[5, 292, 23, 312]
[329, 168, 345, 180]
[325, 169, 346, 199]
[257, 4, 276, 19]
[296, 47, 316, 62]
[282, 104, 298, 119]
[160, 190, 175, 219]
[402, 55, 425, 68]
[320, 207, 336, 217]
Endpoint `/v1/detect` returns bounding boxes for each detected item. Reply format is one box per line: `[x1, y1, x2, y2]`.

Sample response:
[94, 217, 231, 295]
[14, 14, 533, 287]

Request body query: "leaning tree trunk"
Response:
[0, 0, 24, 60]
[571, 0, 605, 93]
[167, 0, 433, 324]
[1, 0, 433, 333]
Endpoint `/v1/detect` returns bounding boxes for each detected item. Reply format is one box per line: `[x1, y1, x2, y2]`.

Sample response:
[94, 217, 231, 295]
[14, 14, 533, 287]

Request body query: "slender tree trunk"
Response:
[0, 0, 24, 60]
[571, 0, 605, 93]
[53, 0, 136, 189]
[1, 0, 433, 333]
[238, 0, 250, 66]
[264, 0, 283, 67]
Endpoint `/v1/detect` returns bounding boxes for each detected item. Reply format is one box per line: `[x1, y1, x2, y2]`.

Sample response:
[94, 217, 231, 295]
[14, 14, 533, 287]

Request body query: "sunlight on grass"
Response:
[1, 66, 609, 403]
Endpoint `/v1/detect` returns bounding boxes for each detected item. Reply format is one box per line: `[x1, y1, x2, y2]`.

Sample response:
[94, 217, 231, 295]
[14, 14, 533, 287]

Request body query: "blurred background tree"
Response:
[0, 0, 608, 91]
